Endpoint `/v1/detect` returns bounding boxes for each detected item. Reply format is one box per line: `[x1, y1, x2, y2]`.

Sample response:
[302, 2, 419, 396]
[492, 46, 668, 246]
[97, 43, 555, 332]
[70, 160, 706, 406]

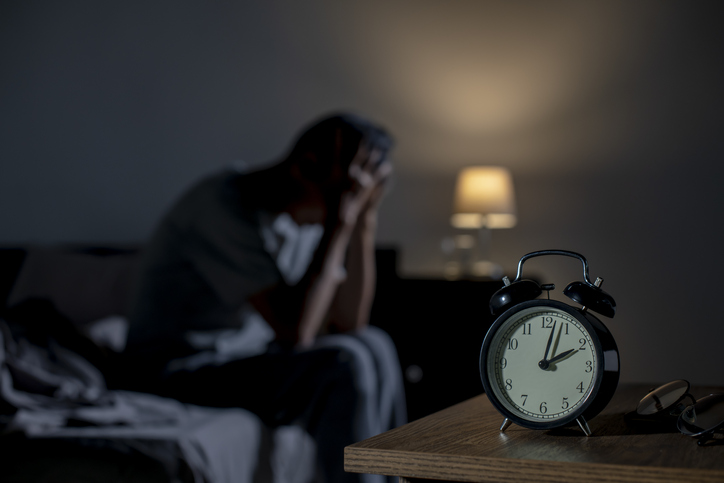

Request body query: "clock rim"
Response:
[479, 299, 617, 430]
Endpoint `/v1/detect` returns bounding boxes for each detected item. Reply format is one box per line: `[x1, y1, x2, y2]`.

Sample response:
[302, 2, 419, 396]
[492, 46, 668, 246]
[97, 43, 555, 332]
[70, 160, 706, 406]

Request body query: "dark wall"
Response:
[1, 1, 723, 385]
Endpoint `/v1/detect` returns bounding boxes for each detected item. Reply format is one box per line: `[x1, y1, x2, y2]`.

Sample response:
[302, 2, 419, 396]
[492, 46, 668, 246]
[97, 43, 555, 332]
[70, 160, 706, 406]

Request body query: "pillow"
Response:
[6, 247, 140, 327]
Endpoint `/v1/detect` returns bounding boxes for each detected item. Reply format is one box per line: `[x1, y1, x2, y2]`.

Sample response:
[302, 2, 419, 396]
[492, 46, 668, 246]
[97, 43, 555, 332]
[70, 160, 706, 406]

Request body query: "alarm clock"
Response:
[479, 250, 619, 436]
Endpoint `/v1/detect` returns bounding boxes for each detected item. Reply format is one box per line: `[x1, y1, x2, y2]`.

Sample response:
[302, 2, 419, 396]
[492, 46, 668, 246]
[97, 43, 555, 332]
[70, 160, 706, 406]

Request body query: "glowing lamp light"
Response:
[451, 167, 517, 229]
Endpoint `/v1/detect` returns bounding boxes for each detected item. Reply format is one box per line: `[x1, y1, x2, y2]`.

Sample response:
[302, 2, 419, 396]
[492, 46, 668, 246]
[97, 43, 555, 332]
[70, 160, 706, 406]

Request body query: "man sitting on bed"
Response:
[123, 113, 407, 483]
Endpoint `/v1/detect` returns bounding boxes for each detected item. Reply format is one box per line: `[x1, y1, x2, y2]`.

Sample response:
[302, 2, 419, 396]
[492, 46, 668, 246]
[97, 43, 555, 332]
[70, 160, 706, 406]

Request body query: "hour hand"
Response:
[547, 349, 577, 365]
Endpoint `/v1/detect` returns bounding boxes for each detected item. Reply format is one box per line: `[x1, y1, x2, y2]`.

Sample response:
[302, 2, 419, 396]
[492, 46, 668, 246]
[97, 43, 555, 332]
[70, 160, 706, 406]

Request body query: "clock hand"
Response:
[538, 321, 556, 370]
[551, 323, 562, 358]
[547, 349, 577, 365]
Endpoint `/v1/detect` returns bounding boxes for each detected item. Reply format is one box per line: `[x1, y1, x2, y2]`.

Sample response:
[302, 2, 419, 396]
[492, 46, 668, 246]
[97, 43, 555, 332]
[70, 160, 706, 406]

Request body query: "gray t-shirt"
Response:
[125, 166, 322, 369]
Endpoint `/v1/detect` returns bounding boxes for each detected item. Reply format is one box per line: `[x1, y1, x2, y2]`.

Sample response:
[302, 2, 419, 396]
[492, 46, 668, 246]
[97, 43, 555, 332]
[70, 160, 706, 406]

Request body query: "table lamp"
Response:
[450, 166, 517, 277]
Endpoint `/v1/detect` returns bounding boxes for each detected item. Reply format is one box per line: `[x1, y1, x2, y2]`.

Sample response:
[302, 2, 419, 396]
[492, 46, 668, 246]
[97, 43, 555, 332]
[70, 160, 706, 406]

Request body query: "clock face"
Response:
[483, 302, 601, 425]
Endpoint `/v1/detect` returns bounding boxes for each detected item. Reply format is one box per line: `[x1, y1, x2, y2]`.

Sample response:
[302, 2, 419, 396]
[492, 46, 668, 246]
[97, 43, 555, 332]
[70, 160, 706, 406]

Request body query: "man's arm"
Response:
[248, 149, 386, 348]
[327, 183, 385, 333]
[247, 207, 355, 348]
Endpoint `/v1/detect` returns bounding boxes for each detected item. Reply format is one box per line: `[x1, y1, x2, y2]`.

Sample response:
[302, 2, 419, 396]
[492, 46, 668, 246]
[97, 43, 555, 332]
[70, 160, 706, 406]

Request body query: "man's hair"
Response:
[289, 113, 393, 181]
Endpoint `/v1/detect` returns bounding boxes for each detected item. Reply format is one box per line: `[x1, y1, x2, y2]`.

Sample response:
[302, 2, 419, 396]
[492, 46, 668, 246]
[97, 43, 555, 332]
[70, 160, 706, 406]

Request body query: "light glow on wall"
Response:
[284, 1, 666, 173]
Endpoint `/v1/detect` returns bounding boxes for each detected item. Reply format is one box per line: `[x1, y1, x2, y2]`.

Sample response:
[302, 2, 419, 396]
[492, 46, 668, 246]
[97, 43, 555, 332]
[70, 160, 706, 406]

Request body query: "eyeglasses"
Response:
[624, 380, 724, 446]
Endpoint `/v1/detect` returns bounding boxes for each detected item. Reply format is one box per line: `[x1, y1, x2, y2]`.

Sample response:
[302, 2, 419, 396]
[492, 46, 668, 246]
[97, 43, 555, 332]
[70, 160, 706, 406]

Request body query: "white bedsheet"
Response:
[0, 319, 316, 483]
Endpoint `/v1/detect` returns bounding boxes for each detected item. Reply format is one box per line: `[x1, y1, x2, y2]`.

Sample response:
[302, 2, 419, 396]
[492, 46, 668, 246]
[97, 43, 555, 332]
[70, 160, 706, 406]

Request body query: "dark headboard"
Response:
[0, 246, 141, 325]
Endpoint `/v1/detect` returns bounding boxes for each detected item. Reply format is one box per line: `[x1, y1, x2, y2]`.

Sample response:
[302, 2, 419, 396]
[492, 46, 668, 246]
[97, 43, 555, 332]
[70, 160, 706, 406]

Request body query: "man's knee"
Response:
[360, 326, 399, 359]
[319, 340, 378, 401]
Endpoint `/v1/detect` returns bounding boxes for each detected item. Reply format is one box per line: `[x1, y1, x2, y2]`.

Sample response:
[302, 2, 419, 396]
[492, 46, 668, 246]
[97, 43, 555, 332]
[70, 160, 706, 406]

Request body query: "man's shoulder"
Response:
[166, 169, 255, 223]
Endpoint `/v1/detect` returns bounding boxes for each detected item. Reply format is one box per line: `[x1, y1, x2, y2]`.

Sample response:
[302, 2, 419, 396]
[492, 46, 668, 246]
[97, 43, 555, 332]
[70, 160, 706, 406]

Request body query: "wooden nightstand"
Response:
[345, 384, 724, 482]
[370, 276, 502, 421]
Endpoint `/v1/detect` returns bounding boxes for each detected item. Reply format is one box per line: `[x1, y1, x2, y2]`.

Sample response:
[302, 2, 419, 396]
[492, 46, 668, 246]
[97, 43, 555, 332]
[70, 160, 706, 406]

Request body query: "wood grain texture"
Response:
[345, 384, 724, 482]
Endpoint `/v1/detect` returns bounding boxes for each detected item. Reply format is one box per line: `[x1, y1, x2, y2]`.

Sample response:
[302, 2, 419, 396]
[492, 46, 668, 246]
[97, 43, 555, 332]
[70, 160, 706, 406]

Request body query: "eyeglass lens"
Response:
[677, 393, 724, 439]
[637, 380, 690, 416]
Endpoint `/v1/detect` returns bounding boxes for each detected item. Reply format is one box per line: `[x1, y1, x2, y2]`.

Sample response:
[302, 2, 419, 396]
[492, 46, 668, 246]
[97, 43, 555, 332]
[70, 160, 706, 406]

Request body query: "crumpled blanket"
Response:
[0, 319, 316, 483]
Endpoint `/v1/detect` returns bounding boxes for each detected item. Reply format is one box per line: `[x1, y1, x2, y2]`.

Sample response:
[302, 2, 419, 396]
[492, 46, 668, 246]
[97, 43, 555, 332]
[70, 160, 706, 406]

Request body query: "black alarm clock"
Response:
[479, 250, 619, 436]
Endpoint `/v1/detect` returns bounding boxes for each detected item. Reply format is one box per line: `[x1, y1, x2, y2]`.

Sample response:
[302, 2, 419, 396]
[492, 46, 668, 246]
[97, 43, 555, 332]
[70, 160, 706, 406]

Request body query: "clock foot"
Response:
[576, 416, 592, 436]
[500, 418, 512, 432]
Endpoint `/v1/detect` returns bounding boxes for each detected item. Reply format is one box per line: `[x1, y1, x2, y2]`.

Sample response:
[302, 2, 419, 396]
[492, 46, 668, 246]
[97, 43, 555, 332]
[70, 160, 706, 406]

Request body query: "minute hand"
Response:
[542, 321, 556, 361]
[547, 349, 577, 364]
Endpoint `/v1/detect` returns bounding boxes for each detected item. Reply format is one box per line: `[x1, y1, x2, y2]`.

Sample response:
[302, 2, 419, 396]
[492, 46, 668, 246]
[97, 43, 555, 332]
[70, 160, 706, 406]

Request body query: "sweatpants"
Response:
[159, 326, 407, 483]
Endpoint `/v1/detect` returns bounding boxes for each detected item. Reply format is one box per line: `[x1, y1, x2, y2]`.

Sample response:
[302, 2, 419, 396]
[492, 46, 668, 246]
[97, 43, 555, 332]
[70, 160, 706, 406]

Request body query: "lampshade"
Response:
[451, 166, 517, 229]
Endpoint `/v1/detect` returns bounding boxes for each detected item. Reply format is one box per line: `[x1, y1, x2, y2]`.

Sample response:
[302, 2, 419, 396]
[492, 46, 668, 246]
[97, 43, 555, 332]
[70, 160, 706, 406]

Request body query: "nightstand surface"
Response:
[345, 384, 724, 483]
